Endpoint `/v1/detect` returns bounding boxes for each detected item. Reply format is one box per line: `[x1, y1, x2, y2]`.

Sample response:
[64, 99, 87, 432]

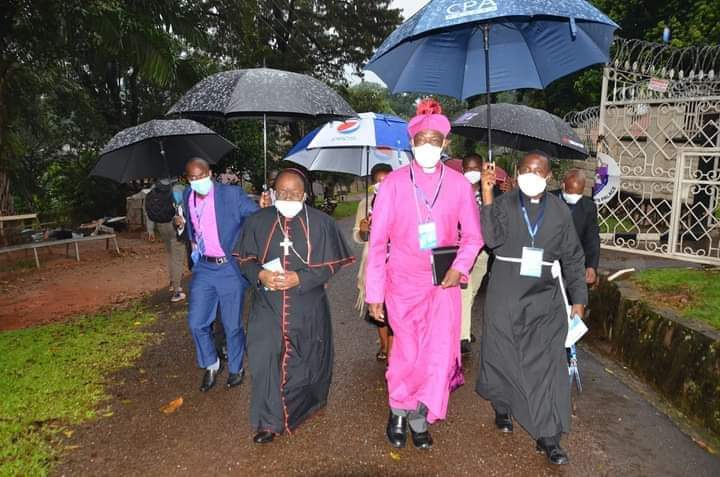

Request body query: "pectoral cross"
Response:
[280, 236, 293, 256]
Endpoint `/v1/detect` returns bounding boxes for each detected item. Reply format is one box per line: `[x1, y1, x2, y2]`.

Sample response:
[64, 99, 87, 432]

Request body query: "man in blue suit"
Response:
[180, 157, 260, 392]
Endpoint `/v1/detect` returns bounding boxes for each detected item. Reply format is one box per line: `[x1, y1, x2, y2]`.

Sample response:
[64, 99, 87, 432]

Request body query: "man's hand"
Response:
[441, 268, 462, 288]
[481, 163, 496, 205]
[359, 217, 370, 233]
[585, 267, 597, 285]
[259, 191, 272, 208]
[571, 304, 585, 318]
[499, 177, 516, 193]
[259, 270, 281, 290]
[275, 271, 300, 291]
[145, 231, 156, 242]
[174, 216, 185, 228]
[367, 303, 385, 322]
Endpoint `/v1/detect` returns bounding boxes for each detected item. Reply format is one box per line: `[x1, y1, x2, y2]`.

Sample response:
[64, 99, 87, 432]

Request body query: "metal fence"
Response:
[567, 39, 720, 265]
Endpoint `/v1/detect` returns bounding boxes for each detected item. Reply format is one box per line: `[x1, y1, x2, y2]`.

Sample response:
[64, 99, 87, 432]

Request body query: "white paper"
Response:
[565, 314, 589, 347]
[263, 257, 284, 273]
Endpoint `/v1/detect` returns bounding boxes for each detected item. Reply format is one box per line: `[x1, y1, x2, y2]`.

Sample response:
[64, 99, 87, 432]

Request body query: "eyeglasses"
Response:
[274, 189, 305, 201]
[187, 171, 210, 181]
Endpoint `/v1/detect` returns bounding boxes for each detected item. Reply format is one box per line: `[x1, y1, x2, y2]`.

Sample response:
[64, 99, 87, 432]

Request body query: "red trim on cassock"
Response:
[261, 220, 278, 263]
[280, 217, 293, 434]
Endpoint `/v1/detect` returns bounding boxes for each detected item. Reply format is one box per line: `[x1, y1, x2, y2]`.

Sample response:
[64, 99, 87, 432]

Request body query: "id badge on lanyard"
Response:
[519, 192, 546, 278]
[411, 165, 444, 251]
[418, 222, 438, 250]
[520, 246, 544, 278]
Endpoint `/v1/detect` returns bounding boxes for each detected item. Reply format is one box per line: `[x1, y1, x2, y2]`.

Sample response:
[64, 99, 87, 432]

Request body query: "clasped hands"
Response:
[258, 270, 300, 291]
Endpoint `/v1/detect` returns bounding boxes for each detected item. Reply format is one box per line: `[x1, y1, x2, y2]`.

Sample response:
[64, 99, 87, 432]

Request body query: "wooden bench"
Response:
[0, 234, 120, 269]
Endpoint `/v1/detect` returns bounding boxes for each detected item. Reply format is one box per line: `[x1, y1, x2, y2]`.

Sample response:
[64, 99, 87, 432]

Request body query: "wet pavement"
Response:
[56, 218, 719, 476]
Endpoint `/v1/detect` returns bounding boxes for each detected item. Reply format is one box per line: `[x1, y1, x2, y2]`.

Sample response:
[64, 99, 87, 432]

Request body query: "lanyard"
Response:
[409, 163, 445, 222]
[519, 190, 546, 248]
[192, 192, 210, 243]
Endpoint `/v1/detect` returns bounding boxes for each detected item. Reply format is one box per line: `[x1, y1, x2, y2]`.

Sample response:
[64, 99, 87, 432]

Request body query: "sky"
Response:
[348, 0, 428, 85]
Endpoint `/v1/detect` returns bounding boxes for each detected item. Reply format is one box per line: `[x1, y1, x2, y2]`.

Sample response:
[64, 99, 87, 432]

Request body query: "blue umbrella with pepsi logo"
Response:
[365, 0, 618, 161]
[285, 113, 412, 176]
[284, 113, 412, 213]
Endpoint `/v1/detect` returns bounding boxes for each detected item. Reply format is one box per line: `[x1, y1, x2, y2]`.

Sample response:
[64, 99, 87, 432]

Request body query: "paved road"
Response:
[57, 218, 719, 476]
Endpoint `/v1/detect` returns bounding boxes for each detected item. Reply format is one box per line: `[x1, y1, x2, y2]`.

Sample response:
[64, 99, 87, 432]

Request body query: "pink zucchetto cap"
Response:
[407, 98, 451, 138]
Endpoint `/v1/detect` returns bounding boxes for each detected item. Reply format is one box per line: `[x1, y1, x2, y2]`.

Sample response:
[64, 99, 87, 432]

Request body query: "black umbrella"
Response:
[91, 119, 236, 183]
[166, 67, 356, 186]
[452, 104, 588, 160]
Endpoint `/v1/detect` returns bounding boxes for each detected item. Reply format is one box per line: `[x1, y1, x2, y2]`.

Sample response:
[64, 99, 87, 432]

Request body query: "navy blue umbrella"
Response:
[366, 0, 618, 160]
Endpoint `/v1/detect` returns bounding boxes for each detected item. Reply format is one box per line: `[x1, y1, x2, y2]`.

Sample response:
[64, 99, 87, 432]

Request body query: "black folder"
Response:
[431, 245, 459, 286]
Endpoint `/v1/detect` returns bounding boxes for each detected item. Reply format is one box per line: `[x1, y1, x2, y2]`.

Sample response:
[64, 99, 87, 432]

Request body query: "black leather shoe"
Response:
[253, 431, 275, 444]
[536, 439, 569, 465]
[386, 412, 408, 448]
[461, 339, 472, 355]
[226, 369, 245, 389]
[410, 428, 433, 449]
[200, 362, 223, 392]
[494, 412, 513, 433]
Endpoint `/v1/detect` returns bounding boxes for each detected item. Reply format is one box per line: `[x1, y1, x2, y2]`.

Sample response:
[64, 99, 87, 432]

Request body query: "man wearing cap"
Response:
[366, 99, 483, 449]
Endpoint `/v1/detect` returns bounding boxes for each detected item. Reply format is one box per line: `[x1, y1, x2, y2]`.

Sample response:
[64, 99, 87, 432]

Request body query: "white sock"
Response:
[207, 359, 220, 371]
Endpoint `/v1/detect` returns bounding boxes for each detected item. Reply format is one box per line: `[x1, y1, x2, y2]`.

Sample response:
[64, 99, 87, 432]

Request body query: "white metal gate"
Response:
[566, 39, 720, 266]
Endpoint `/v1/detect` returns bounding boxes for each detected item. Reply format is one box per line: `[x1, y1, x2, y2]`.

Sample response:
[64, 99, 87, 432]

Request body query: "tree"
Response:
[1, 0, 212, 218]
[520, 0, 720, 118]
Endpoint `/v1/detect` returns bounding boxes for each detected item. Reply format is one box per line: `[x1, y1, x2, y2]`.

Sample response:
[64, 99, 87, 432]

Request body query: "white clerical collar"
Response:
[531, 198, 541, 204]
[422, 166, 436, 174]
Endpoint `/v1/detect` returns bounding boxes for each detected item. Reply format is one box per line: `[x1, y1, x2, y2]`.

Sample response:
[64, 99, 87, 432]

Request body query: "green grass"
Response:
[599, 216, 637, 234]
[0, 259, 36, 274]
[634, 268, 720, 329]
[332, 200, 359, 219]
[0, 308, 157, 476]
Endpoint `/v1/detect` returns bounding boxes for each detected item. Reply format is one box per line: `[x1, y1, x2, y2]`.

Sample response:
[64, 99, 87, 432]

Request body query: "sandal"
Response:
[376, 350, 388, 361]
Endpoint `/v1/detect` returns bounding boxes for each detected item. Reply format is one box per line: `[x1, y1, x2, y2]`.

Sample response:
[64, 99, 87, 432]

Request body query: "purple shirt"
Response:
[189, 185, 225, 257]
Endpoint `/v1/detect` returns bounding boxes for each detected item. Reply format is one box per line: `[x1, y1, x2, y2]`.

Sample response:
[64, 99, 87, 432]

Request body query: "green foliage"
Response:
[332, 200, 360, 219]
[635, 268, 720, 329]
[518, 0, 720, 118]
[0, 308, 157, 476]
[1, 1, 403, 218]
[343, 82, 396, 114]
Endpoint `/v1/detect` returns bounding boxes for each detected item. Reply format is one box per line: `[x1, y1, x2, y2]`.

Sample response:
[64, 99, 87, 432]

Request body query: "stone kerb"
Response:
[588, 277, 720, 436]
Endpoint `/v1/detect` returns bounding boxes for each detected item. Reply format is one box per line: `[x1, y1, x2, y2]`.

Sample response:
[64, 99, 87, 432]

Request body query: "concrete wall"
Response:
[588, 277, 720, 436]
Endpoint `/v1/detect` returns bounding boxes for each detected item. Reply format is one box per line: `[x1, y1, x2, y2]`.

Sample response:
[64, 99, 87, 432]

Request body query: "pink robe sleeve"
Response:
[365, 179, 394, 304]
[452, 182, 484, 277]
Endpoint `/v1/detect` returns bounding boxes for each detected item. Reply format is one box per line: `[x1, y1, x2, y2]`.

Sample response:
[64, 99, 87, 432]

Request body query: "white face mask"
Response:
[413, 144, 443, 169]
[372, 182, 380, 194]
[517, 173, 547, 197]
[464, 170, 482, 184]
[275, 200, 304, 218]
[562, 191, 583, 204]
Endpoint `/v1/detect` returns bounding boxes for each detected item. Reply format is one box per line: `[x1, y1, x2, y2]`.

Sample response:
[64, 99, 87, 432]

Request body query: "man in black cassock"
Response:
[555, 169, 601, 286]
[476, 151, 587, 465]
[236, 169, 354, 444]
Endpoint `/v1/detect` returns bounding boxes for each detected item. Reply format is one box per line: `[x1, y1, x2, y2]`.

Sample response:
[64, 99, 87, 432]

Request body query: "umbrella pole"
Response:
[159, 140, 169, 178]
[263, 113, 268, 190]
[365, 146, 370, 217]
[483, 24, 493, 164]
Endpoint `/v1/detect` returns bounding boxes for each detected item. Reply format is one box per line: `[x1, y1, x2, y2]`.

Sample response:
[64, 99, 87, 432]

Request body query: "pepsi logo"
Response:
[336, 120, 361, 134]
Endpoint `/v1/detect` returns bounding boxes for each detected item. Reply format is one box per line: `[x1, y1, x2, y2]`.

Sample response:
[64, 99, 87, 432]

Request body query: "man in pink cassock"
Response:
[366, 99, 484, 450]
